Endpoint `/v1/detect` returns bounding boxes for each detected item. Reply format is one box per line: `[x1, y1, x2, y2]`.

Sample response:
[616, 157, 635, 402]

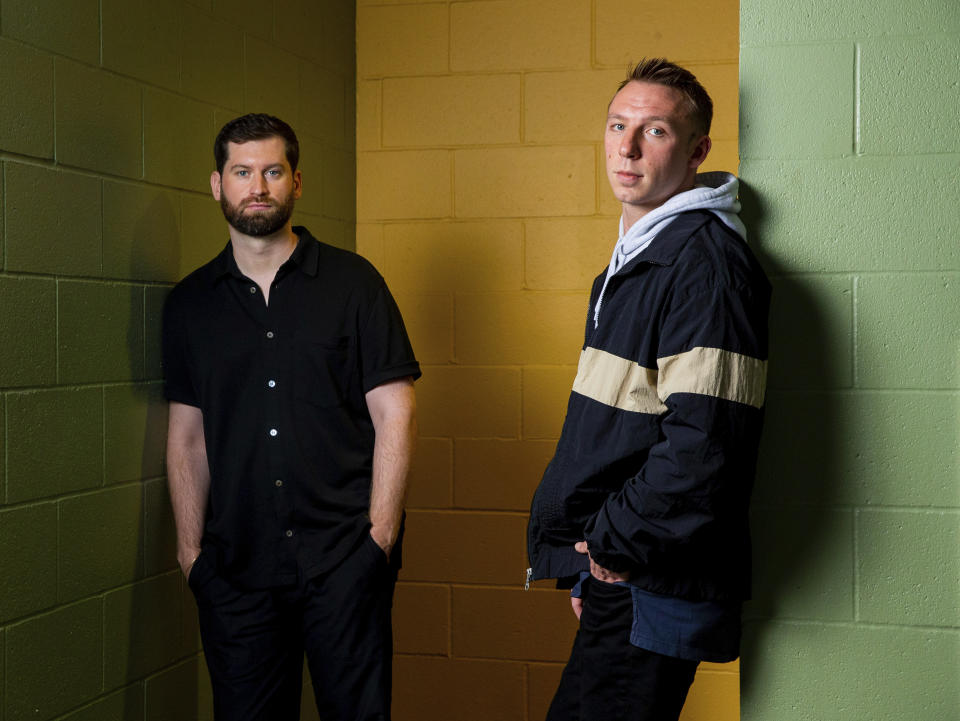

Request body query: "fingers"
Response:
[570, 596, 583, 620]
[574, 540, 588, 554]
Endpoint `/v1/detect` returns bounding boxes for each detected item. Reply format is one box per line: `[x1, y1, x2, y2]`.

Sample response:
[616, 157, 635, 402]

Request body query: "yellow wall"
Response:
[355, 2, 741, 719]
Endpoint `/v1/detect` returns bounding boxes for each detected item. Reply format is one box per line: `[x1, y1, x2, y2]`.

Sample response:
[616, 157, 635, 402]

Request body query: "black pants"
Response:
[189, 534, 397, 721]
[546, 577, 699, 721]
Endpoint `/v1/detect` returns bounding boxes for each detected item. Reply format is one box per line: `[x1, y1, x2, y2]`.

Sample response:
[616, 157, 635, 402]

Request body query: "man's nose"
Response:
[619, 131, 640, 158]
[250, 174, 268, 195]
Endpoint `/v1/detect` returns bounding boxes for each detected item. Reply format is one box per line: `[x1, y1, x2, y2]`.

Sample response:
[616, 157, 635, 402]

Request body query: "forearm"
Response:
[366, 378, 417, 555]
[166, 403, 211, 575]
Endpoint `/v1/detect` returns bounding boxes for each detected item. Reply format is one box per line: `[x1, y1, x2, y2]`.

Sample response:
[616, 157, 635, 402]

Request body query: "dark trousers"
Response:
[546, 577, 699, 721]
[188, 534, 397, 721]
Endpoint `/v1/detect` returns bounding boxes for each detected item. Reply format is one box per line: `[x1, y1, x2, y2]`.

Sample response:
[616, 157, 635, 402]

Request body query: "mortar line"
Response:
[853, 506, 861, 623]
[853, 42, 862, 156]
[851, 274, 860, 388]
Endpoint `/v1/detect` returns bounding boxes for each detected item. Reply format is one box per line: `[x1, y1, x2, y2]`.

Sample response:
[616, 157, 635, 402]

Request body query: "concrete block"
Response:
[102, 0, 179, 90]
[58, 686, 144, 721]
[4, 599, 102, 721]
[356, 80, 381, 152]
[417, 366, 520, 438]
[383, 74, 521, 147]
[525, 218, 615, 290]
[596, 0, 738, 67]
[0, 38, 54, 158]
[756, 390, 960, 508]
[702, 140, 739, 175]
[103, 180, 181, 282]
[392, 292, 453, 365]
[747, 506, 854, 621]
[104, 572, 183, 689]
[522, 366, 578, 439]
[143, 657, 214, 721]
[455, 292, 585, 364]
[180, 6, 244, 111]
[453, 586, 577, 661]
[741, 622, 959, 721]
[358, 150, 451, 220]
[0, 276, 57, 388]
[144, 286, 171, 380]
[55, 59, 142, 179]
[355, 222, 384, 268]
[407, 437, 453, 509]
[320, 0, 356, 75]
[382, 220, 522, 293]
[401, 510, 528, 585]
[1, 0, 99, 64]
[5, 388, 103, 503]
[244, 35, 299, 126]
[104, 383, 167, 484]
[688, 62, 740, 142]
[740, 43, 854, 160]
[455, 439, 555, 511]
[58, 280, 145, 383]
[357, 4, 448, 78]
[767, 275, 854, 391]
[393, 582, 449, 655]
[856, 273, 960, 389]
[528, 663, 564, 720]
[739, 156, 960, 272]
[451, 0, 589, 72]
[454, 146, 595, 218]
[180, 193, 228, 279]
[0, 503, 58, 622]
[275, 0, 326, 66]
[320, 145, 356, 221]
[741, 0, 960, 45]
[144, 90, 216, 194]
[860, 36, 960, 156]
[211, 0, 271, 41]
[681, 666, 741, 721]
[858, 510, 959, 627]
[393, 656, 525, 721]
[144, 478, 178, 576]
[299, 65, 347, 146]
[4, 162, 101, 276]
[523, 69, 624, 144]
[60, 484, 144, 601]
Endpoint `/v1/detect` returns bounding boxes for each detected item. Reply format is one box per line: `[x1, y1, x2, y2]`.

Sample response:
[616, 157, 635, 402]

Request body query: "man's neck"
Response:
[229, 224, 298, 282]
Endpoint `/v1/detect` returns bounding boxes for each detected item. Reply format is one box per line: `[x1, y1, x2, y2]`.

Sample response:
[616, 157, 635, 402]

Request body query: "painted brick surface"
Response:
[407, 437, 453, 509]
[101, 0, 179, 90]
[144, 286, 171, 378]
[383, 75, 521, 147]
[454, 439, 555, 510]
[393, 582, 449, 655]
[244, 35, 300, 126]
[180, 193, 228, 277]
[0, 39, 54, 159]
[4, 163, 101, 276]
[59, 485, 144, 602]
[358, 150, 451, 220]
[180, 6, 244, 110]
[857, 510, 960, 627]
[58, 687, 144, 721]
[522, 366, 578, 440]
[524, 218, 618, 290]
[1, 0, 99, 63]
[143, 477, 178, 576]
[300, 67, 348, 146]
[58, 281, 145, 384]
[104, 383, 167, 484]
[416, 366, 520, 438]
[102, 180, 181, 282]
[143, 90, 216, 194]
[392, 292, 453, 365]
[0, 503, 58, 622]
[357, 4, 449, 77]
[0, 276, 57, 388]
[5, 600, 102, 721]
[5, 388, 103, 503]
[143, 657, 213, 721]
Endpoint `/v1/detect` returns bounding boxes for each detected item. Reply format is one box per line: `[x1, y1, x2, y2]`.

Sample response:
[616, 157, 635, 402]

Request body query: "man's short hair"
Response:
[615, 58, 713, 137]
[214, 113, 300, 174]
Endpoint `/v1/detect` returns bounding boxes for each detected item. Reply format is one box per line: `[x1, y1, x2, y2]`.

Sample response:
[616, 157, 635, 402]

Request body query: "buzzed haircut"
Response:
[616, 58, 714, 137]
[214, 113, 300, 174]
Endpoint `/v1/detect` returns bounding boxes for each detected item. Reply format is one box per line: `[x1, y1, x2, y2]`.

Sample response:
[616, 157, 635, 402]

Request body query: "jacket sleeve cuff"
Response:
[585, 542, 634, 573]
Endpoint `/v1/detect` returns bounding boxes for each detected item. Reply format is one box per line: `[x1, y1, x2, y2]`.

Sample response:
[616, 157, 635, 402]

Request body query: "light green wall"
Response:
[0, 1, 355, 719]
[739, 1, 959, 719]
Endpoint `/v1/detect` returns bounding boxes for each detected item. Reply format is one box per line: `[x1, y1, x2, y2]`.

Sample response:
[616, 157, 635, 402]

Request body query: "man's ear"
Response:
[293, 169, 302, 199]
[210, 171, 222, 201]
[688, 135, 712, 170]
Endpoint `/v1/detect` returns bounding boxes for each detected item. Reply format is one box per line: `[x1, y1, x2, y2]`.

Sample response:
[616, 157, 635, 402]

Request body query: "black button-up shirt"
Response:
[162, 227, 420, 589]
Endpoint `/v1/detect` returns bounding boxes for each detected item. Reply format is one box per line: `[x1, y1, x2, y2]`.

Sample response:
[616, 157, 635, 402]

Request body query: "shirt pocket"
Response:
[292, 333, 352, 408]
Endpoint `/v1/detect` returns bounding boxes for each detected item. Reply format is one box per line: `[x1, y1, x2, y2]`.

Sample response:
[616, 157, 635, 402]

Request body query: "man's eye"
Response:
[267, 169, 280, 176]
[648, 128, 665, 137]
[237, 170, 248, 176]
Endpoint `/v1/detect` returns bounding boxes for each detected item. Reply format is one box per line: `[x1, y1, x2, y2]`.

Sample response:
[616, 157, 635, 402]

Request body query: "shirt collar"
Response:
[206, 225, 320, 285]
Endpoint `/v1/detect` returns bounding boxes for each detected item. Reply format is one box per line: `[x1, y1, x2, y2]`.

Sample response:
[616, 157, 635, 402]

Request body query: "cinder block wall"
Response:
[355, 1, 743, 719]
[0, 1, 355, 719]
[738, 2, 960, 719]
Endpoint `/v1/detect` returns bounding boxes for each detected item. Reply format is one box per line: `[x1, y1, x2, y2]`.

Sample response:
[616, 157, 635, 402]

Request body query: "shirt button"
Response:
[268, 380, 276, 388]
[249, 286, 257, 294]
[266, 331, 274, 339]
[275, 479, 283, 487]
[269, 428, 278, 437]
[285, 529, 294, 538]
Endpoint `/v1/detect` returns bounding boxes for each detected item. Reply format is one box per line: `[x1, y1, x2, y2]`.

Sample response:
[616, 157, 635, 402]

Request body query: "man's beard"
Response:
[220, 192, 296, 237]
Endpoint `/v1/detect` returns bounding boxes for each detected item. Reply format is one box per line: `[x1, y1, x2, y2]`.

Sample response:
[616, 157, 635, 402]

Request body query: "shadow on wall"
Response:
[737, 181, 849, 704]
[120, 195, 211, 718]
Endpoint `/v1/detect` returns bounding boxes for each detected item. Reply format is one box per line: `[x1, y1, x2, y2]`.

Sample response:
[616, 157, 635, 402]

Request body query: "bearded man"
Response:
[163, 114, 419, 721]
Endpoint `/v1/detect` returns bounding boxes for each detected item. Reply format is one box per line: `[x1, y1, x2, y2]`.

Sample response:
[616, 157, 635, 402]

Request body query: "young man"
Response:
[163, 114, 419, 721]
[527, 59, 770, 720]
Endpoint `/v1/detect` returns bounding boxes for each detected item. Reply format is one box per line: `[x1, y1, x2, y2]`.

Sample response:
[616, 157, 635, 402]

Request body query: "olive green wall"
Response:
[0, 1, 355, 719]
[738, 2, 959, 719]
